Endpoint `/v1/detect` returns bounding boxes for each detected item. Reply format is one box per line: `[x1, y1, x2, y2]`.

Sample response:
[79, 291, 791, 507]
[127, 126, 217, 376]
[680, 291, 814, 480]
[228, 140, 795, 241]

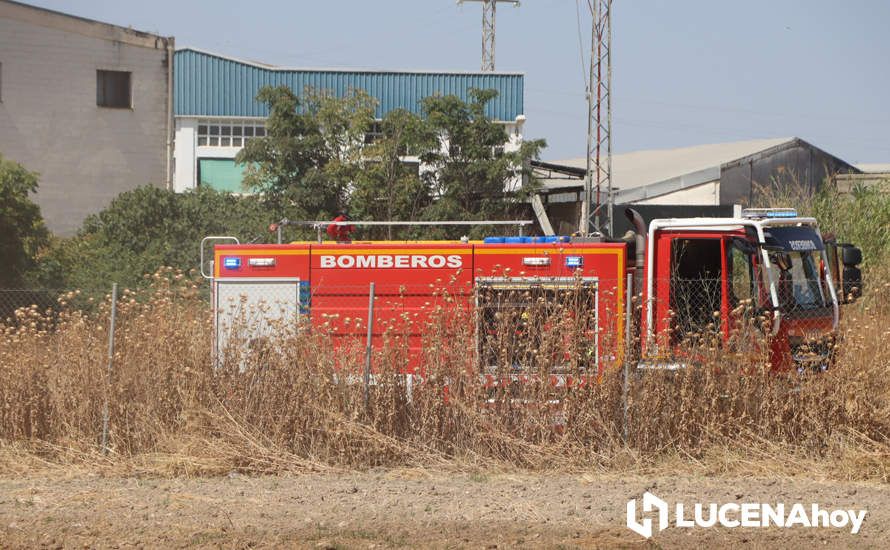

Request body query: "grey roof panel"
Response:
[539, 137, 793, 192]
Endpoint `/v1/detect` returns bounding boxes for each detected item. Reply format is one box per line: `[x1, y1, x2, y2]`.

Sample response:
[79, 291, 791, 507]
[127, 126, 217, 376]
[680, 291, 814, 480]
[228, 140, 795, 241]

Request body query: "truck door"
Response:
[668, 238, 723, 346]
[651, 235, 768, 359]
[724, 237, 768, 348]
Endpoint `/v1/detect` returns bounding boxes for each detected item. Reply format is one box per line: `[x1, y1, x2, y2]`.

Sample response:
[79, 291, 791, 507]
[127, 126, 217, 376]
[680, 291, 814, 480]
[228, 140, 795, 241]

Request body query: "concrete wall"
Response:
[834, 173, 890, 194]
[0, 2, 172, 235]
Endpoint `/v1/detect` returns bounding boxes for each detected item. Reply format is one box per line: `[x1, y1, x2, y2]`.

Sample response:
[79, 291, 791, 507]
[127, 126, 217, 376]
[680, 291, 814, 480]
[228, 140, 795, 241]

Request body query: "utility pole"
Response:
[458, 0, 520, 71]
[580, 0, 613, 236]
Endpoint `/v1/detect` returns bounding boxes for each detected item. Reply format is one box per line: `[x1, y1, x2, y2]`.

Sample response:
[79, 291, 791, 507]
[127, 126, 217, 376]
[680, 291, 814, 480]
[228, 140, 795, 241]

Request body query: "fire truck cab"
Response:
[204, 208, 861, 375]
[639, 208, 861, 371]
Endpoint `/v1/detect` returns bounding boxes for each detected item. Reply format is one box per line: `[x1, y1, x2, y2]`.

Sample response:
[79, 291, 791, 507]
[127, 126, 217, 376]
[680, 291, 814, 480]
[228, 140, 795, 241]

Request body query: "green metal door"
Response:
[198, 158, 247, 193]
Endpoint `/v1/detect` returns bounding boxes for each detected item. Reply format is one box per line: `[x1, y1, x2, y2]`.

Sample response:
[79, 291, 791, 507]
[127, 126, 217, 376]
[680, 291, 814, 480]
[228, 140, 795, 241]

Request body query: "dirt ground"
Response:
[0, 471, 886, 549]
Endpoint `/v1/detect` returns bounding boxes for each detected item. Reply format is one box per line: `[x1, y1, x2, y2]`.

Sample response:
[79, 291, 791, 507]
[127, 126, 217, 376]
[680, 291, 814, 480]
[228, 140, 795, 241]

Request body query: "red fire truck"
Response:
[203, 208, 861, 375]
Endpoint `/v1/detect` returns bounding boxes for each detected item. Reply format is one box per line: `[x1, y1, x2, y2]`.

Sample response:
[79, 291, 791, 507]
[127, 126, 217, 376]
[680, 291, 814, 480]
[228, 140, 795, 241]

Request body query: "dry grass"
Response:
[1, 268, 889, 480]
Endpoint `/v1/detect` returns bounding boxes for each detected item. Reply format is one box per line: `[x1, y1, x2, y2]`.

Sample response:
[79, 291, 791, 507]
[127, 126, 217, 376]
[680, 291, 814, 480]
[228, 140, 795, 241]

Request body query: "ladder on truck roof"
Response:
[268, 219, 535, 244]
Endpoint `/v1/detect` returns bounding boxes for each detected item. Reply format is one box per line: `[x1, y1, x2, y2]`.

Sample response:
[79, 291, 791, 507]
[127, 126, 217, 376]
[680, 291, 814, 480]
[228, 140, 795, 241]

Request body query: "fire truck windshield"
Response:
[766, 251, 827, 310]
[761, 226, 828, 311]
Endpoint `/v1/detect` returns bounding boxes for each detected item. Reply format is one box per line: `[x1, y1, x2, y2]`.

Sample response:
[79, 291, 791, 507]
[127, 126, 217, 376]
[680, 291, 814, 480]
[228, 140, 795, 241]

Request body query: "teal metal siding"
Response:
[174, 49, 523, 121]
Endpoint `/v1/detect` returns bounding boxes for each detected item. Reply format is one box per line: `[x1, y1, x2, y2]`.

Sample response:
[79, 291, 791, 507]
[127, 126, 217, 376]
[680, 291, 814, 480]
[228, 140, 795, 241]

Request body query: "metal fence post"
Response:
[363, 282, 375, 413]
[623, 273, 632, 443]
[100, 283, 118, 454]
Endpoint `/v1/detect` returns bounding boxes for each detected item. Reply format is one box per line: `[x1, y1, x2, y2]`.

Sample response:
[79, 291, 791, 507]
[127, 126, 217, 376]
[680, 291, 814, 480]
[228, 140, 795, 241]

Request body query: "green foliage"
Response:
[758, 172, 890, 271]
[349, 109, 438, 239]
[0, 155, 49, 287]
[419, 89, 546, 238]
[238, 86, 545, 240]
[36, 186, 282, 290]
[812, 183, 890, 270]
[236, 85, 376, 220]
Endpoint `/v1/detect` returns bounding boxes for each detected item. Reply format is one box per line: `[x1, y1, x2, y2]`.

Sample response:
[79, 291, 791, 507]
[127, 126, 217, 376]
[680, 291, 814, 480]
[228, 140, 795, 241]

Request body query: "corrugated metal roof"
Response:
[174, 48, 524, 121]
[539, 137, 794, 191]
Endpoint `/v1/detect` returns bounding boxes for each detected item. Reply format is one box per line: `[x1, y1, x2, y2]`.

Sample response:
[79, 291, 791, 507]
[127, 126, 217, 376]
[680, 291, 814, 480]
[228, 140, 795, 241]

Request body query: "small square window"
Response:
[221, 126, 231, 136]
[232, 137, 242, 147]
[198, 124, 208, 135]
[197, 136, 208, 146]
[209, 137, 219, 146]
[232, 126, 242, 137]
[209, 125, 220, 136]
[220, 137, 231, 147]
[244, 126, 254, 137]
[255, 127, 266, 137]
[96, 70, 131, 108]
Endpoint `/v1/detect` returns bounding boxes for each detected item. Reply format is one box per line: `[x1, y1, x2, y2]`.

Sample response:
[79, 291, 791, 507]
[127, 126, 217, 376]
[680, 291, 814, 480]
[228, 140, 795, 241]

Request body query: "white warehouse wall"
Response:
[173, 118, 196, 193]
[634, 181, 720, 206]
[174, 116, 526, 193]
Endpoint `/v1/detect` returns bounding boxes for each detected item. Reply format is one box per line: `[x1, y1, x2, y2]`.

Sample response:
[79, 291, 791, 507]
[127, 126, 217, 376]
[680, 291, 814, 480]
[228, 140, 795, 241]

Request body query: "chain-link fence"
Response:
[0, 270, 883, 460]
[0, 289, 64, 324]
[0, 273, 854, 373]
[211, 278, 629, 378]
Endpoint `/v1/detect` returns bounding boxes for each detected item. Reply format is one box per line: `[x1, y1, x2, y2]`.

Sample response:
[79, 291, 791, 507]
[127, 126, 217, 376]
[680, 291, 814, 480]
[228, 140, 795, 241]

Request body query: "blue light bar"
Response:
[765, 210, 798, 218]
[741, 208, 798, 219]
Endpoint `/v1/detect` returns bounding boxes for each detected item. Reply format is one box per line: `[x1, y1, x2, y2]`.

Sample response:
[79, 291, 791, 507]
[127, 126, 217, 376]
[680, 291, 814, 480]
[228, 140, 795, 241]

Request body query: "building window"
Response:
[364, 121, 383, 144]
[96, 70, 131, 108]
[363, 121, 421, 156]
[197, 121, 265, 147]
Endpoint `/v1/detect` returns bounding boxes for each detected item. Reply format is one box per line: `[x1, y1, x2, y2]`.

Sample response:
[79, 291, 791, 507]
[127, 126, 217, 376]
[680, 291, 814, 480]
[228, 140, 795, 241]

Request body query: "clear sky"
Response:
[26, 0, 890, 164]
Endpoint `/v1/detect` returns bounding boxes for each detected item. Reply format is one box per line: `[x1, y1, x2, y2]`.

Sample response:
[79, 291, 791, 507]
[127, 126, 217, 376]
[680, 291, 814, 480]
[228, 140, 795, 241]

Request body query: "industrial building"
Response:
[531, 137, 861, 235]
[172, 48, 527, 193]
[836, 163, 890, 193]
[0, 0, 174, 235]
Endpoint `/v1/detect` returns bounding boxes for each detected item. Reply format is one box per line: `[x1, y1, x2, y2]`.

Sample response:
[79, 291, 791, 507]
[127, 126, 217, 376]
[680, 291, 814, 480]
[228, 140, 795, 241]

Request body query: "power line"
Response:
[530, 107, 890, 154]
[526, 87, 890, 127]
[574, 0, 589, 89]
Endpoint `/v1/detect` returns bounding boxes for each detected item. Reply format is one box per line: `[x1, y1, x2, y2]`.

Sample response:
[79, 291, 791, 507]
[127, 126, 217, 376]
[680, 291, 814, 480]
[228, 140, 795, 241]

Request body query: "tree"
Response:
[349, 109, 438, 239]
[236, 85, 376, 221]
[0, 155, 49, 287]
[237, 85, 546, 240]
[419, 89, 546, 238]
[36, 186, 282, 290]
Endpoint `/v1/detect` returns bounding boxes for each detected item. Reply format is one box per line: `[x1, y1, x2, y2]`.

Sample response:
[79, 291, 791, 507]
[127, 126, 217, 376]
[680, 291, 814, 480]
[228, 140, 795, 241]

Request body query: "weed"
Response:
[0, 266, 888, 480]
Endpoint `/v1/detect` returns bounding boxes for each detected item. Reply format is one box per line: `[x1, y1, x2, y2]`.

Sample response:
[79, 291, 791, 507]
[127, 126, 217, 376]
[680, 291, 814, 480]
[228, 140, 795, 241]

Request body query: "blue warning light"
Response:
[565, 256, 584, 268]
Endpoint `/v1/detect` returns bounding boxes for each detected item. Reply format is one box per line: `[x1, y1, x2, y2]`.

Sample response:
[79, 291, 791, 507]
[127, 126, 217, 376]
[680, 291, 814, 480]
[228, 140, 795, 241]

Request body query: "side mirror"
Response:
[840, 244, 862, 267]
